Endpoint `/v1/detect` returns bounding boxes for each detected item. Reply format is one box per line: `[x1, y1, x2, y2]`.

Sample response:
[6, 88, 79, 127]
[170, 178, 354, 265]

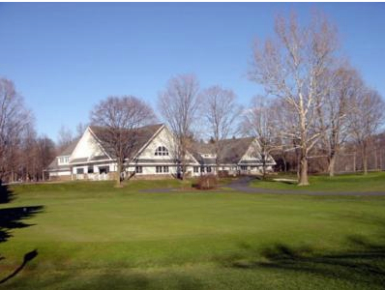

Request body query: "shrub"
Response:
[196, 174, 218, 190]
[218, 170, 230, 178]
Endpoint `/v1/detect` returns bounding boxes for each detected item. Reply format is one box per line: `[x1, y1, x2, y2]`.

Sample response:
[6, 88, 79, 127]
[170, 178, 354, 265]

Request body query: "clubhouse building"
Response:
[46, 124, 275, 181]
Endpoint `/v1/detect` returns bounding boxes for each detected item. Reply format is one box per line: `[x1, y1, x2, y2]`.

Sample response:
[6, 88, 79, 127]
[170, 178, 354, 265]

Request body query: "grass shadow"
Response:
[8, 269, 205, 290]
[0, 181, 14, 204]
[0, 205, 44, 243]
[219, 214, 385, 287]
[242, 238, 385, 286]
[0, 181, 44, 285]
[0, 249, 38, 284]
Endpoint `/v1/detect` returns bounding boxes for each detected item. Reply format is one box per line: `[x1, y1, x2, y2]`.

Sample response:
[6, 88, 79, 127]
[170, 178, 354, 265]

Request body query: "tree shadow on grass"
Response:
[0, 181, 44, 285]
[70, 271, 204, 290]
[0, 249, 38, 284]
[220, 215, 385, 288]
[13, 270, 204, 290]
[235, 238, 385, 286]
[0, 180, 14, 204]
[0, 205, 44, 244]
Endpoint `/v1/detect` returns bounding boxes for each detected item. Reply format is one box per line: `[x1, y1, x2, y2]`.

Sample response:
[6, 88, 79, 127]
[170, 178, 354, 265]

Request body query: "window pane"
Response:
[155, 146, 169, 156]
[99, 166, 109, 174]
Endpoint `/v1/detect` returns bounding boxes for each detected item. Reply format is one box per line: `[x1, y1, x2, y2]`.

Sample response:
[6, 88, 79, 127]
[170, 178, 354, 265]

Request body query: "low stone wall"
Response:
[49, 175, 72, 182]
[75, 172, 117, 181]
[130, 174, 174, 180]
[50, 172, 175, 182]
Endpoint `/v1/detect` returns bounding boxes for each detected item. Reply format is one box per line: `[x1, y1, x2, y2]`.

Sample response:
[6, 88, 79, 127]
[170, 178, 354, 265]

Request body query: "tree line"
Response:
[0, 12, 384, 186]
[0, 79, 56, 183]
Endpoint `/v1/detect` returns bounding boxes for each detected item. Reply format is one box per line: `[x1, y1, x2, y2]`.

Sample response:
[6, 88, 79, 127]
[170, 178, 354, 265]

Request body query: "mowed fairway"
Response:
[1, 175, 385, 290]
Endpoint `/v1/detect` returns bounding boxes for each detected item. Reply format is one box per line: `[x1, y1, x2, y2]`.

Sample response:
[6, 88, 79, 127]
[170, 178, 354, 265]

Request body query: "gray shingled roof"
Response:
[60, 138, 80, 155]
[70, 157, 88, 164]
[218, 137, 255, 164]
[190, 137, 257, 165]
[46, 138, 80, 171]
[89, 155, 110, 161]
[89, 124, 164, 160]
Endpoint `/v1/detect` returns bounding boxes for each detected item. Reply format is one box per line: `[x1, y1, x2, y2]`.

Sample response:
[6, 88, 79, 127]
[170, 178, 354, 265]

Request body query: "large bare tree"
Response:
[57, 125, 74, 152]
[75, 122, 89, 138]
[34, 136, 57, 181]
[347, 88, 385, 174]
[316, 64, 362, 176]
[90, 96, 156, 186]
[0, 78, 33, 182]
[242, 95, 281, 178]
[158, 74, 201, 179]
[201, 85, 242, 172]
[249, 13, 339, 185]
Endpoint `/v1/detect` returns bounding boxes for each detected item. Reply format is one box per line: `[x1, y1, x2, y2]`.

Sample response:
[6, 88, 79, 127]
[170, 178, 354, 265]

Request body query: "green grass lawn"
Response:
[1, 176, 385, 289]
[251, 171, 385, 192]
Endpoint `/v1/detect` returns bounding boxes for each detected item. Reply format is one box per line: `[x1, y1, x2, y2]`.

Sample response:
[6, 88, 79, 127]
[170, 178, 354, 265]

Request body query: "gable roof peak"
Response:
[87, 123, 164, 160]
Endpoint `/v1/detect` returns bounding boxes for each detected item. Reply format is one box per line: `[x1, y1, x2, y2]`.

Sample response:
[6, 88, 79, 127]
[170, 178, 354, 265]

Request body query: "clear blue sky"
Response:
[0, 3, 384, 142]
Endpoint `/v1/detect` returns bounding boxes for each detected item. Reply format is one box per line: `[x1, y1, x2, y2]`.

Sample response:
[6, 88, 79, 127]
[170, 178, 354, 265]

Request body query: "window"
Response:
[200, 167, 205, 173]
[156, 166, 169, 173]
[76, 168, 84, 174]
[241, 166, 248, 171]
[58, 156, 69, 164]
[206, 167, 212, 173]
[194, 167, 199, 173]
[155, 146, 169, 156]
[88, 166, 94, 174]
[99, 166, 109, 174]
[136, 166, 143, 174]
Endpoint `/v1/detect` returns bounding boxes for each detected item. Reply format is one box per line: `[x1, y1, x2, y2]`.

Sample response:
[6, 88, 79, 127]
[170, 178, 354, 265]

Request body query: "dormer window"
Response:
[58, 156, 69, 165]
[155, 146, 169, 156]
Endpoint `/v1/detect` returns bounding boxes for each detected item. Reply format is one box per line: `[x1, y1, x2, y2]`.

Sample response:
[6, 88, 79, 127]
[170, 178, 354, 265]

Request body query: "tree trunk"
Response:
[177, 160, 184, 180]
[180, 161, 185, 181]
[215, 143, 220, 178]
[298, 157, 309, 186]
[116, 160, 122, 187]
[179, 142, 185, 180]
[353, 152, 356, 172]
[261, 153, 267, 179]
[296, 149, 301, 180]
[362, 144, 368, 175]
[328, 154, 336, 177]
[298, 145, 309, 186]
[282, 154, 287, 172]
